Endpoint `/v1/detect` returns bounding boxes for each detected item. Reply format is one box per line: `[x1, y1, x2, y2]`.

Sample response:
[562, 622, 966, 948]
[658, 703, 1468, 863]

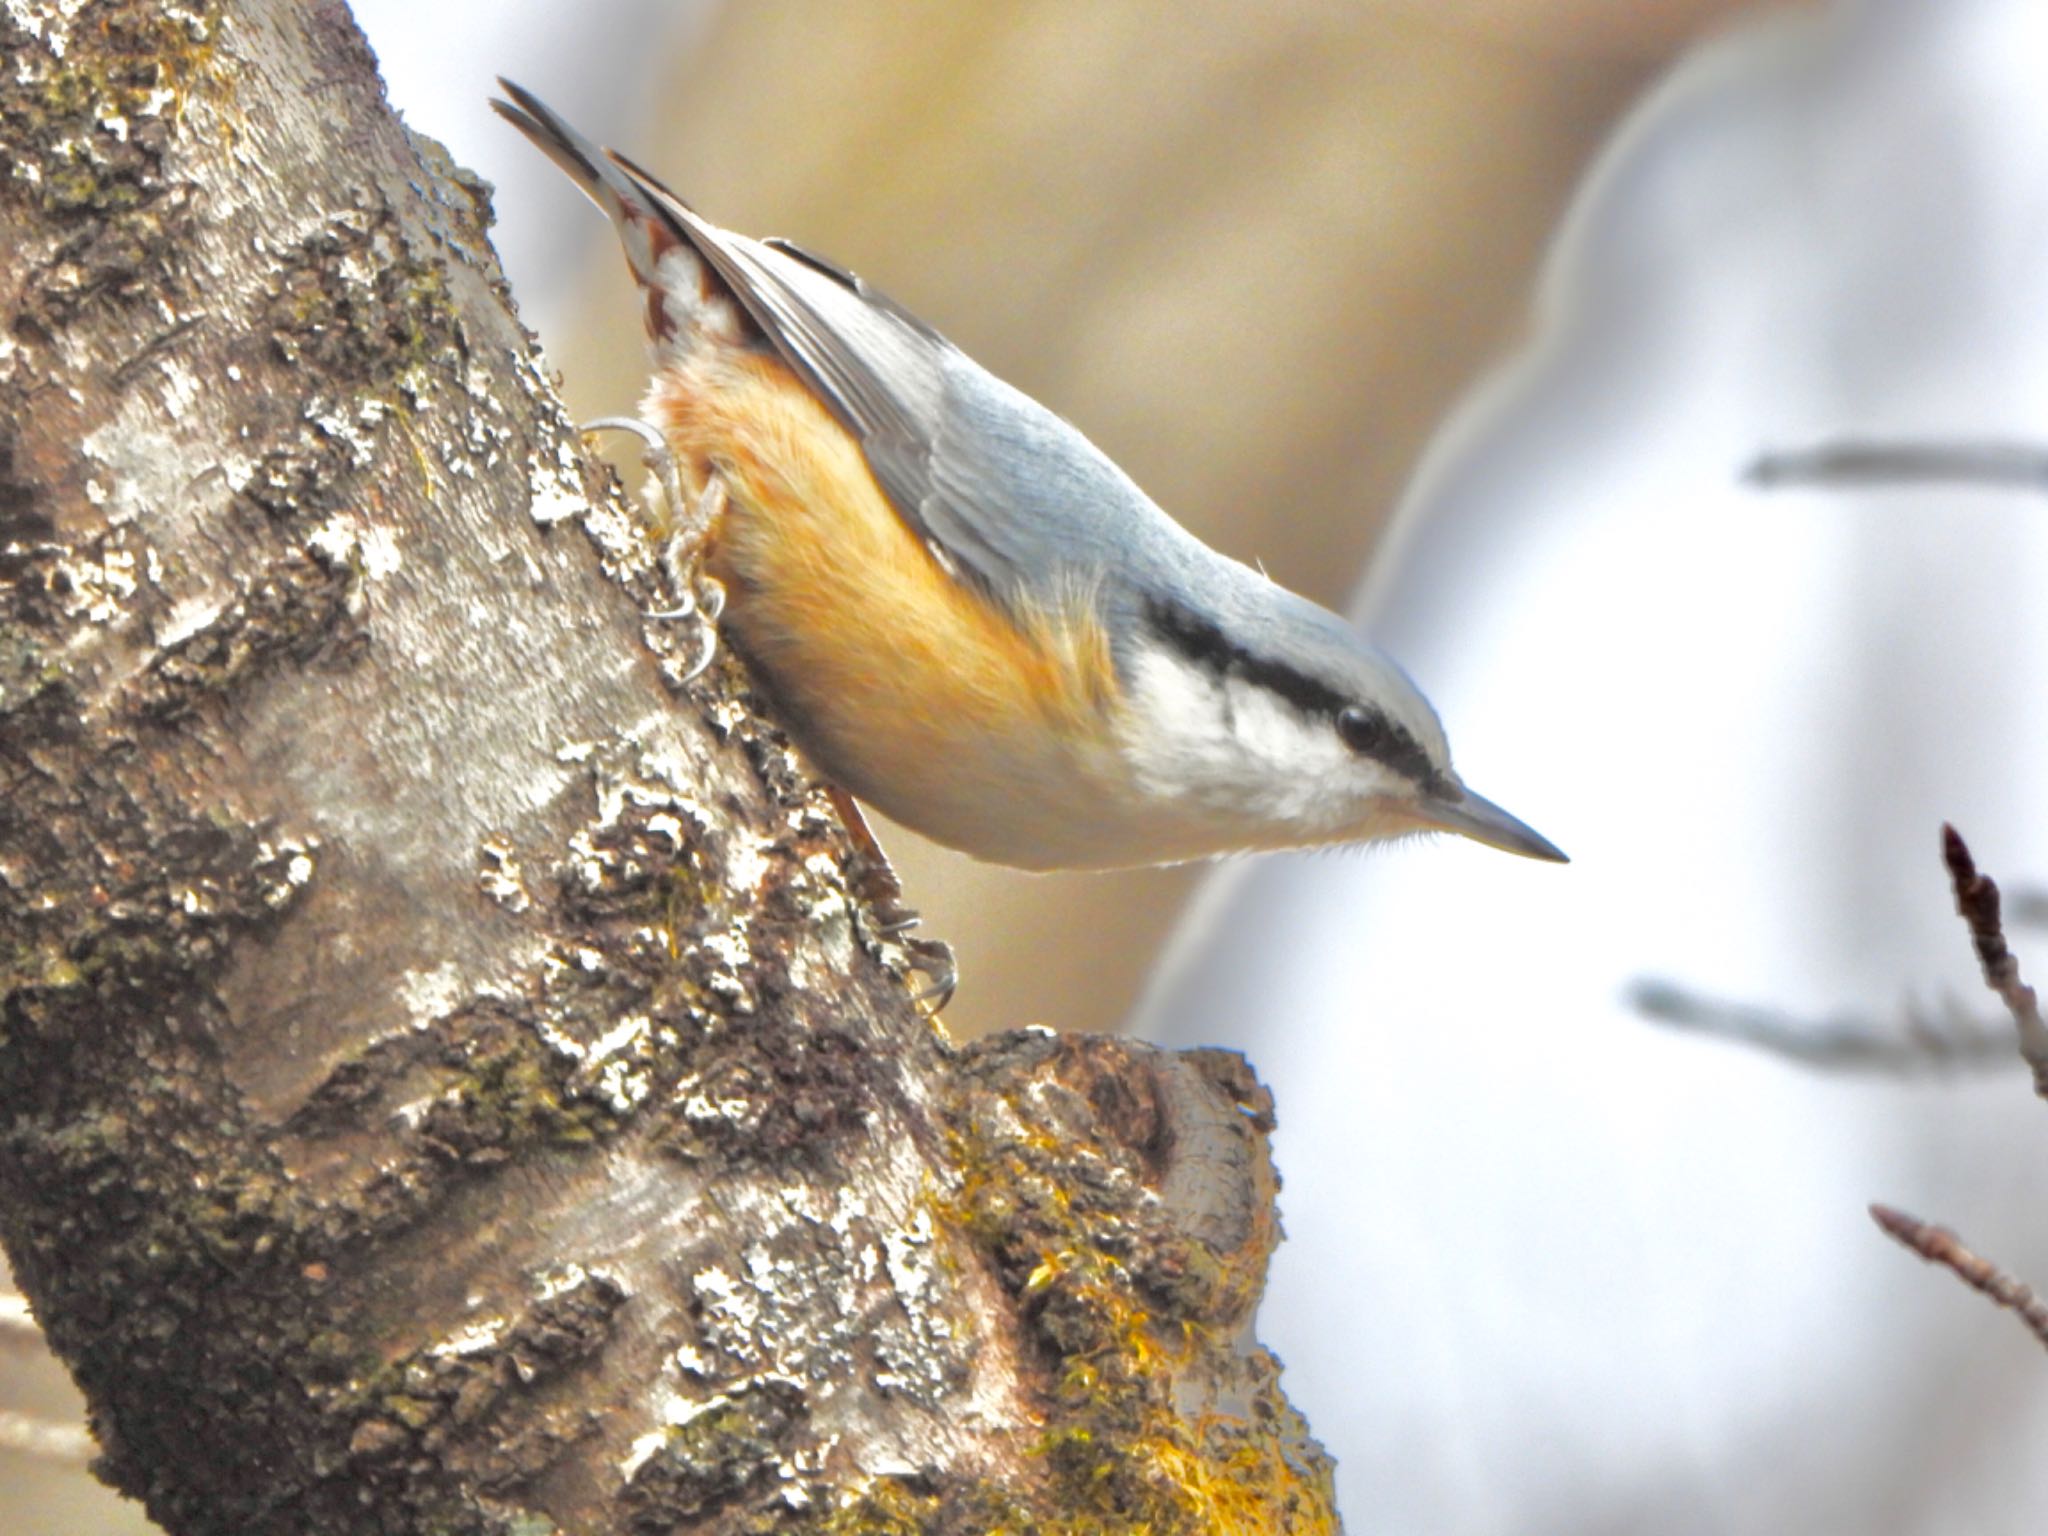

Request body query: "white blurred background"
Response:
[10, 1, 2048, 1531]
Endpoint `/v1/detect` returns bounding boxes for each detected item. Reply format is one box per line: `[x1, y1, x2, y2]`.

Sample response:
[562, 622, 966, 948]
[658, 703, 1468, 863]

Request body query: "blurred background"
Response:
[11, 0, 2048, 1531]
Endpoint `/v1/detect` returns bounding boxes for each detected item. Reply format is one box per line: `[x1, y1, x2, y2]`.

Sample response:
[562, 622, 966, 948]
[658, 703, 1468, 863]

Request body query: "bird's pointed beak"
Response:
[1413, 783, 1569, 863]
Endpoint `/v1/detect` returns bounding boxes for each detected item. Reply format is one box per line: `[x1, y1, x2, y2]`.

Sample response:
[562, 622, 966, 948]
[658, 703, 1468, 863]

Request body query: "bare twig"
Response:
[1871, 1204, 2048, 1353]
[0, 1409, 93, 1464]
[1628, 977, 2018, 1073]
[1747, 439, 2048, 493]
[1636, 831, 2048, 1085]
[1857, 835, 2048, 1361]
[1942, 824, 2048, 1099]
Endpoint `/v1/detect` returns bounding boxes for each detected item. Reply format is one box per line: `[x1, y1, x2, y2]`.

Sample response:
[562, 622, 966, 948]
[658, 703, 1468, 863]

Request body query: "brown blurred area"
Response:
[554, 0, 1778, 1040]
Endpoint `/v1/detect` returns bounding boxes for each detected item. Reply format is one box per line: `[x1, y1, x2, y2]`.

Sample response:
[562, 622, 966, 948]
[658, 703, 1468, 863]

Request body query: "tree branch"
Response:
[1629, 832, 2048, 1077]
[1630, 976, 2020, 1073]
[1941, 824, 2048, 1099]
[1747, 439, 2048, 493]
[1870, 1205, 2048, 1354]
[0, 5, 1334, 1534]
[1863, 830, 2048, 1355]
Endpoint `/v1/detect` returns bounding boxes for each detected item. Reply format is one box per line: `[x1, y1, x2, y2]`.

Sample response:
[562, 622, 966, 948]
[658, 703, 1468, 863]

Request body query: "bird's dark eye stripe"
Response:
[1145, 599, 1442, 786]
[1144, 598, 1350, 717]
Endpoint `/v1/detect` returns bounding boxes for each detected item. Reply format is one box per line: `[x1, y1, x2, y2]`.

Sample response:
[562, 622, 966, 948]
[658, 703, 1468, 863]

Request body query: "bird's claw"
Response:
[644, 573, 724, 681]
[582, 416, 726, 680]
[581, 414, 688, 533]
[864, 892, 954, 1009]
[827, 785, 958, 1014]
[695, 574, 726, 623]
[904, 935, 959, 1012]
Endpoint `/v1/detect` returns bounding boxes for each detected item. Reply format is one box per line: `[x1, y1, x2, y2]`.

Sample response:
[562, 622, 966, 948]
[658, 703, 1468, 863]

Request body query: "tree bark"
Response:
[0, 4, 1337, 1533]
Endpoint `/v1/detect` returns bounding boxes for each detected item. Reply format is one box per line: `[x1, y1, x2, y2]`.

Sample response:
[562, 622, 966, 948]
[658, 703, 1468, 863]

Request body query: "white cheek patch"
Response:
[1118, 643, 1393, 837]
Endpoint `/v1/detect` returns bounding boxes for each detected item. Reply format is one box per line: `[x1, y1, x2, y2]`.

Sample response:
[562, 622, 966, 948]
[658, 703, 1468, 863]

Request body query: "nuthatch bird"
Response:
[494, 83, 1566, 881]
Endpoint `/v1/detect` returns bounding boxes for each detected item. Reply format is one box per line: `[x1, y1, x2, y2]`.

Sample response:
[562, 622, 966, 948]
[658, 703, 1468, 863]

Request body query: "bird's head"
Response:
[1115, 579, 1566, 865]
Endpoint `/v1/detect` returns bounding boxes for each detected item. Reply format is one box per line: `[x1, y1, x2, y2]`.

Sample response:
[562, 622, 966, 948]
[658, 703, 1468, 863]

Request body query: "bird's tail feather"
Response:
[491, 79, 745, 350]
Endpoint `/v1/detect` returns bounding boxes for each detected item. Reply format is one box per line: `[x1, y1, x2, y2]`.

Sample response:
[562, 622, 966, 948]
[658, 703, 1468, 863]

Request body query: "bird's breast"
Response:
[648, 352, 1133, 865]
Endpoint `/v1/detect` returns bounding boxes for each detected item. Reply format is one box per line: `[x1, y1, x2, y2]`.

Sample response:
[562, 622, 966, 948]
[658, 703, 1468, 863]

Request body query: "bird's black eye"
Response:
[1336, 706, 1386, 756]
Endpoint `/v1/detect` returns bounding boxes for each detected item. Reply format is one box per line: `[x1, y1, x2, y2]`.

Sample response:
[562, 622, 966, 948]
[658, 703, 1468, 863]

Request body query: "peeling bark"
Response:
[0, 4, 1337, 1533]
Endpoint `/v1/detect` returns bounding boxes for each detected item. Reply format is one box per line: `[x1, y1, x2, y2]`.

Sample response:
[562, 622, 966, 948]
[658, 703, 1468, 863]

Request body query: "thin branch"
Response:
[1628, 977, 2018, 1073]
[1942, 824, 2048, 1099]
[1635, 832, 2048, 1083]
[1747, 439, 2048, 493]
[0, 1410, 93, 1464]
[1871, 1204, 2048, 1353]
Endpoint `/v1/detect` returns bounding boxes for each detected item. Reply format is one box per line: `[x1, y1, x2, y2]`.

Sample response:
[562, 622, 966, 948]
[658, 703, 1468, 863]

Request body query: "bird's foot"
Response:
[827, 786, 958, 1013]
[870, 902, 958, 1013]
[581, 416, 725, 679]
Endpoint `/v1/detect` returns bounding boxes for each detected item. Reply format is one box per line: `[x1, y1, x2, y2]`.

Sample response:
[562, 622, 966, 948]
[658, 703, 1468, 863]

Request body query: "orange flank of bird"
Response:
[650, 349, 1122, 822]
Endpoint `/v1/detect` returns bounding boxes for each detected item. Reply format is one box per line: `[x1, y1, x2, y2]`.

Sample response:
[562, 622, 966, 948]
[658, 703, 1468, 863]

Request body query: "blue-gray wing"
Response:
[600, 152, 1196, 613]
